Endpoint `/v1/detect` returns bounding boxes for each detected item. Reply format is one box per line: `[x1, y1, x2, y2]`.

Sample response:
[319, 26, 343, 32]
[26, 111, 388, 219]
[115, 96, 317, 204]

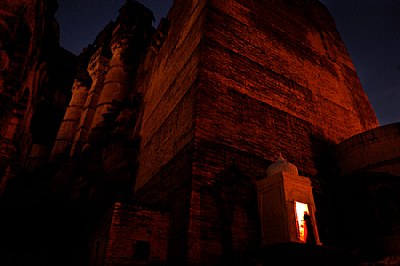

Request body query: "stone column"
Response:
[50, 80, 88, 159]
[89, 40, 129, 132]
[70, 51, 109, 157]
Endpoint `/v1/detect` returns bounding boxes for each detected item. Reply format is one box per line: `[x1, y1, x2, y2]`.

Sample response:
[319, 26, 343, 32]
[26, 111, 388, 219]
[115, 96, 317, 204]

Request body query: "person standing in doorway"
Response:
[304, 211, 316, 244]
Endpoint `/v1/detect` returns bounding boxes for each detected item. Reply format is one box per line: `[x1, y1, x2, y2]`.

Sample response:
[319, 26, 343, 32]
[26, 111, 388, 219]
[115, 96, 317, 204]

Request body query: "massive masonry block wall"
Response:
[96, 203, 169, 266]
[136, 0, 379, 190]
[135, 0, 380, 264]
[196, 0, 378, 176]
[135, 0, 206, 190]
[135, 143, 194, 265]
[135, 2, 207, 264]
[186, 2, 379, 262]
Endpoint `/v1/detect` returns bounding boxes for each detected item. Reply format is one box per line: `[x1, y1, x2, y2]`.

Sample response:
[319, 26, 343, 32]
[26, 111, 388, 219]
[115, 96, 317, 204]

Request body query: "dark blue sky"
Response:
[56, 0, 399, 126]
[321, 0, 400, 126]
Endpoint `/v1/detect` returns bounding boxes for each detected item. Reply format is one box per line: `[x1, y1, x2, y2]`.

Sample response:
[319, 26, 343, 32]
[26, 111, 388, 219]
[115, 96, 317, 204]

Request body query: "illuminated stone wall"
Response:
[89, 202, 169, 266]
[0, 0, 394, 265]
[134, 0, 381, 265]
[197, 0, 378, 177]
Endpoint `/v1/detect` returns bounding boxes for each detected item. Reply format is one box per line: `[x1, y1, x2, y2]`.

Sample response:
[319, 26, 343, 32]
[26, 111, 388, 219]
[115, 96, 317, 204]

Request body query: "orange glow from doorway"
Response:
[295, 201, 309, 242]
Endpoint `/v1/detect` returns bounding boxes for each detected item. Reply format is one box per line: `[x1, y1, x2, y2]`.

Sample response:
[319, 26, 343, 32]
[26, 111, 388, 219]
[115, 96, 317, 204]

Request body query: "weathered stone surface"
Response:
[134, 0, 381, 265]
[0, 0, 399, 265]
[135, 0, 205, 190]
[197, 0, 378, 172]
[51, 80, 88, 158]
[89, 202, 169, 266]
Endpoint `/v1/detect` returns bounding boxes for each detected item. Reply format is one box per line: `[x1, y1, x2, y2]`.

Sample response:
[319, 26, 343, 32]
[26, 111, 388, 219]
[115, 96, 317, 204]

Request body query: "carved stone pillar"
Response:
[70, 51, 109, 157]
[90, 40, 129, 131]
[50, 80, 88, 159]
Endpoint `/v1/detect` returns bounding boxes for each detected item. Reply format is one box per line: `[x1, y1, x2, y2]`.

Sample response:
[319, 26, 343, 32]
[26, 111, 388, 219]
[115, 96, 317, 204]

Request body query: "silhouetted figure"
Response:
[304, 212, 316, 244]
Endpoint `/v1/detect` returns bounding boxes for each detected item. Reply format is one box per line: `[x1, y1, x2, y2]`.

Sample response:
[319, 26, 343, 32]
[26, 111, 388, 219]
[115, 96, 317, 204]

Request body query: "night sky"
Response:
[56, 0, 400, 126]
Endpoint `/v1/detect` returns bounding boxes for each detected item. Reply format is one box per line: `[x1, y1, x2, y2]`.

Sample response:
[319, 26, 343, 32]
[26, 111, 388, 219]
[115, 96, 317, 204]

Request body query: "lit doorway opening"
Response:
[295, 201, 309, 242]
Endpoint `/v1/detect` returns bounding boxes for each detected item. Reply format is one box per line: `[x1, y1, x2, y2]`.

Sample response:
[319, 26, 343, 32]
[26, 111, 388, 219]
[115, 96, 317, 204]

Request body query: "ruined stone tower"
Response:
[134, 0, 378, 264]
